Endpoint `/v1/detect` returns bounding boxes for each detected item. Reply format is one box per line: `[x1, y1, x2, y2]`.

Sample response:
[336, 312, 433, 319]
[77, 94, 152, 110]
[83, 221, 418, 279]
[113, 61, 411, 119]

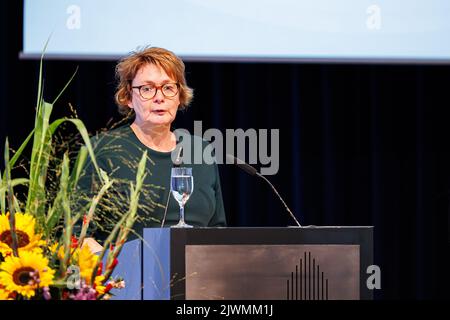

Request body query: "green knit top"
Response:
[78, 125, 226, 237]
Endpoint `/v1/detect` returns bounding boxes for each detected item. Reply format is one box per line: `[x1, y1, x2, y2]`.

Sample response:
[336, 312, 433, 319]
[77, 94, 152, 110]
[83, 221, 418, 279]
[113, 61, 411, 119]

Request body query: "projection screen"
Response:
[22, 0, 450, 63]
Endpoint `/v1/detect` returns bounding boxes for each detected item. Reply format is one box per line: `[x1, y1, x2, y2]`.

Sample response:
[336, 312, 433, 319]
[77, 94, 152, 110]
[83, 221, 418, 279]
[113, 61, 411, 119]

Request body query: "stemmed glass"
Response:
[170, 167, 194, 228]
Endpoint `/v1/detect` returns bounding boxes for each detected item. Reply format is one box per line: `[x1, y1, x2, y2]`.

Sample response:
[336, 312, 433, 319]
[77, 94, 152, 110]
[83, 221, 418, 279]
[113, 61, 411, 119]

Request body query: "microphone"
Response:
[173, 145, 183, 167]
[227, 154, 258, 176]
[226, 154, 302, 227]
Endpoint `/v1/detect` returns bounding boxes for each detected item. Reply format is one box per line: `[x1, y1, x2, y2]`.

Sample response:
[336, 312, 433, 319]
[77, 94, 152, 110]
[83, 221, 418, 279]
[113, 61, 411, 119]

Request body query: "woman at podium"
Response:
[78, 47, 226, 240]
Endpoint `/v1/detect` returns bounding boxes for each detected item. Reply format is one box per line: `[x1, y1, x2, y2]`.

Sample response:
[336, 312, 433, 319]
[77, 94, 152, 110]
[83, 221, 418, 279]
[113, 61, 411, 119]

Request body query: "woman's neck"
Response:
[130, 122, 176, 152]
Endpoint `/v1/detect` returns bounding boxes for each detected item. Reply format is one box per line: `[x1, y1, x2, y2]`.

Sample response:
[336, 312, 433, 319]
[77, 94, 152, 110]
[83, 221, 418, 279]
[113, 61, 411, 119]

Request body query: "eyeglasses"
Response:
[131, 83, 179, 100]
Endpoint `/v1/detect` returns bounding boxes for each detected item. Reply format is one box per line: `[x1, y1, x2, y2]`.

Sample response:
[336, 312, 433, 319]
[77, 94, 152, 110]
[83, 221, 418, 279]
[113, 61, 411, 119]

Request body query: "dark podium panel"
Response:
[111, 227, 373, 300]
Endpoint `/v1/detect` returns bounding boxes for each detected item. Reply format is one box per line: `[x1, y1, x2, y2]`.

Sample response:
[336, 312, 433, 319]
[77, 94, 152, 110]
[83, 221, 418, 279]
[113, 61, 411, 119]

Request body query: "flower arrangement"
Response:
[0, 48, 147, 300]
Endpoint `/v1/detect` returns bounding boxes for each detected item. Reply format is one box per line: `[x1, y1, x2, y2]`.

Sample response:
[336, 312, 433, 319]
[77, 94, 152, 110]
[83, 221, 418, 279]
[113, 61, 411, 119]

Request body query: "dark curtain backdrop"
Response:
[1, 2, 450, 299]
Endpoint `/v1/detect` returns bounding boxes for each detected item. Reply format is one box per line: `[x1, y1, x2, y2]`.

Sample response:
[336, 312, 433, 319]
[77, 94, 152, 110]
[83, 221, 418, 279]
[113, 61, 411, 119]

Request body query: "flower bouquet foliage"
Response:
[0, 50, 147, 300]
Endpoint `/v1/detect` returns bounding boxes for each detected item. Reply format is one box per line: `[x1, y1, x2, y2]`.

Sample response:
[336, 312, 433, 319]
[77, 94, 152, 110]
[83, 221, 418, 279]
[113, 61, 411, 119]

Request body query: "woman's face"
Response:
[128, 63, 180, 127]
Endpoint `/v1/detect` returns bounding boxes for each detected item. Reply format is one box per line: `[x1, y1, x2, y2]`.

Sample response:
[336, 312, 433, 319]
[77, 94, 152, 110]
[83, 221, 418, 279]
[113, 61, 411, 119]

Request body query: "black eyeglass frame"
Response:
[131, 82, 179, 100]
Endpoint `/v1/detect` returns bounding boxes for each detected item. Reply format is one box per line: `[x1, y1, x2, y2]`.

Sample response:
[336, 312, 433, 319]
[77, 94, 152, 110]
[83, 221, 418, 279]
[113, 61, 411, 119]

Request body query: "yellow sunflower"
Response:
[49, 241, 99, 284]
[49, 242, 67, 261]
[94, 275, 106, 295]
[77, 245, 99, 284]
[49, 236, 80, 261]
[0, 250, 55, 298]
[0, 286, 11, 300]
[0, 213, 45, 256]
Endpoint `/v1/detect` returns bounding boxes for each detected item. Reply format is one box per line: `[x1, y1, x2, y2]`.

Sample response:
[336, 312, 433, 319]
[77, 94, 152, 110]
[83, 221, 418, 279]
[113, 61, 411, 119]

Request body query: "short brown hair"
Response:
[114, 46, 193, 115]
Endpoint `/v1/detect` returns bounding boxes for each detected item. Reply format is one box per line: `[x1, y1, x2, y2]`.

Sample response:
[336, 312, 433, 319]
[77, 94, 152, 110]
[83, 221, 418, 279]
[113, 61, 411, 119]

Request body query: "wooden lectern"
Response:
[109, 227, 373, 300]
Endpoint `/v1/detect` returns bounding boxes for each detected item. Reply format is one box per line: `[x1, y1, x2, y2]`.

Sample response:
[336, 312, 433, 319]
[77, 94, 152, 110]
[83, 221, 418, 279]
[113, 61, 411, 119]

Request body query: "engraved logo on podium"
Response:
[286, 251, 329, 300]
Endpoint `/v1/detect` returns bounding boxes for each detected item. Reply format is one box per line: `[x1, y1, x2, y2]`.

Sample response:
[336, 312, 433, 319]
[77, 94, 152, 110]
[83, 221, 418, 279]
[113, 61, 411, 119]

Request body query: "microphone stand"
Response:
[161, 145, 184, 227]
[226, 154, 302, 227]
[255, 172, 302, 227]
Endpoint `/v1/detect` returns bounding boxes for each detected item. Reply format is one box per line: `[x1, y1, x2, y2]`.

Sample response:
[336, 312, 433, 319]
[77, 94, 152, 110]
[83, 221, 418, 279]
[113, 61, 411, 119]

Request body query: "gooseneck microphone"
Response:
[173, 145, 184, 167]
[226, 154, 302, 227]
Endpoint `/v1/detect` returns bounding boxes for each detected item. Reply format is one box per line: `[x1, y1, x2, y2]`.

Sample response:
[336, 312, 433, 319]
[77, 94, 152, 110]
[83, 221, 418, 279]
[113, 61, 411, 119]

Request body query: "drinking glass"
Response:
[170, 167, 194, 228]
